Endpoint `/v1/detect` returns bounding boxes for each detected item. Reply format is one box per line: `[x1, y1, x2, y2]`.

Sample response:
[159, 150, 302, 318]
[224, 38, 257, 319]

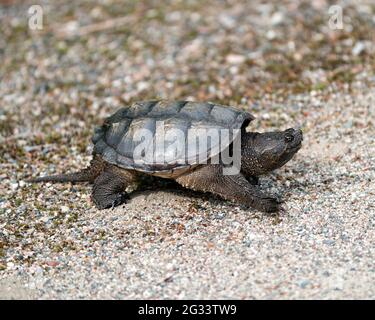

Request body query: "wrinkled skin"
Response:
[241, 128, 303, 176]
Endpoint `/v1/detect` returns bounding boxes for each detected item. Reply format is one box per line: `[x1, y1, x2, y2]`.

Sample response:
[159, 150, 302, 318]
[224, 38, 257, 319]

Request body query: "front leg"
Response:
[176, 165, 280, 213]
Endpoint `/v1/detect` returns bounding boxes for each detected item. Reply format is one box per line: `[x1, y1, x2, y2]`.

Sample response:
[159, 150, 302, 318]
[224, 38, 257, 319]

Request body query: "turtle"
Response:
[28, 100, 303, 213]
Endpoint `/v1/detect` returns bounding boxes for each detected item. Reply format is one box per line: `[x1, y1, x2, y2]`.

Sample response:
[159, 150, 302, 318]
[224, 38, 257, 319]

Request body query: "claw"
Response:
[94, 192, 128, 210]
[111, 192, 128, 210]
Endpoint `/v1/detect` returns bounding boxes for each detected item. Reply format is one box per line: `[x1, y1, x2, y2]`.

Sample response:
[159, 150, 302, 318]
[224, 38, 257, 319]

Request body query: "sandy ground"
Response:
[0, 0, 374, 299]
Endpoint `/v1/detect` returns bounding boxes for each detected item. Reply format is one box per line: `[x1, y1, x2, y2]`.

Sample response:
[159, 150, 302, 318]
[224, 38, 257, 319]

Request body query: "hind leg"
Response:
[92, 166, 137, 209]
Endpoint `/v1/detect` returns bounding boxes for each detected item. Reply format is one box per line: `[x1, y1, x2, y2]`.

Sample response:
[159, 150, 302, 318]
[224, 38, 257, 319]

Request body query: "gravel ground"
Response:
[0, 0, 374, 299]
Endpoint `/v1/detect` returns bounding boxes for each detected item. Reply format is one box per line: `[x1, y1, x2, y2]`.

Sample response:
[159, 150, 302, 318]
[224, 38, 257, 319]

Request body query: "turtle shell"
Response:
[92, 100, 254, 177]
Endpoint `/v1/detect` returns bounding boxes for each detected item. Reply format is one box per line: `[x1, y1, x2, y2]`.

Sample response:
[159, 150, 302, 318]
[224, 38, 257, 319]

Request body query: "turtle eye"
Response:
[285, 134, 294, 143]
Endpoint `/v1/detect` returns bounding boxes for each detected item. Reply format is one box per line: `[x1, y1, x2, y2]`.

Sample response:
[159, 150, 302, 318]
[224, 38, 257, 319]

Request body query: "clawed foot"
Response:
[256, 197, 282, 213]
[93, 192, 129, 210]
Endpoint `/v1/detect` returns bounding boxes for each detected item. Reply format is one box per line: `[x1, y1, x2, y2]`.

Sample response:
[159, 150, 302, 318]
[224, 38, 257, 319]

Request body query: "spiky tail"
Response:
[27, 156, 104, 183]
[27, 170, 95, 183]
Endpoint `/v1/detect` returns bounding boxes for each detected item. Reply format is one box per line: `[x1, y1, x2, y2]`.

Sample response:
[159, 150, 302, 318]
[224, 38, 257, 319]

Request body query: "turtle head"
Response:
[241, 128, 303, 175]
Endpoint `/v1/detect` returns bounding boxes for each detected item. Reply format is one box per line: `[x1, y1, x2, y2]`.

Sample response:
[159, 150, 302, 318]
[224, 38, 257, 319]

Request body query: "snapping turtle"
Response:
[29, 100, 303, 213]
